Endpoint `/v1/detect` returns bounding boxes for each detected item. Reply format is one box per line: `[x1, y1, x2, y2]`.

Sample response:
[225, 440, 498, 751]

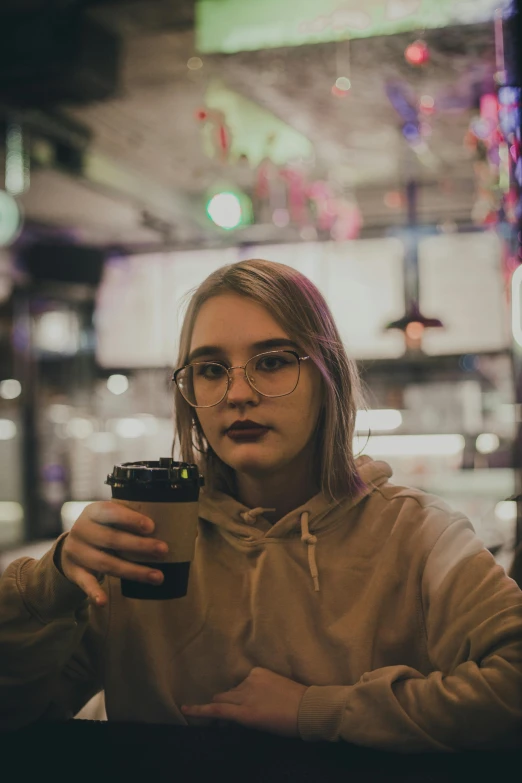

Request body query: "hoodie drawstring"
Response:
[239, 507, 320, 593]
[300, 511, 320, 593]
[240, 507, 276, 524]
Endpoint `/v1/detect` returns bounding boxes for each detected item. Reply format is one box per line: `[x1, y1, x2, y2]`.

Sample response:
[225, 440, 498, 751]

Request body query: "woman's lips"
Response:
[226, 427, 270, 441]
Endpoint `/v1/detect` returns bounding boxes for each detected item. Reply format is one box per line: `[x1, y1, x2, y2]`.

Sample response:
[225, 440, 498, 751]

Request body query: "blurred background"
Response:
[0, 0, 521, 576]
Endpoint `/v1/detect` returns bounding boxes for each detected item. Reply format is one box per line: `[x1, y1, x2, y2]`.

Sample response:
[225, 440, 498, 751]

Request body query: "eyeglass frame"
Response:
[172, 349, 311, 408]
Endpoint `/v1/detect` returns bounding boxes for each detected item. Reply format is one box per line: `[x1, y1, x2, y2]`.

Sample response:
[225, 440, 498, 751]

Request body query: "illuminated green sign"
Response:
[196, 0, 509, 54]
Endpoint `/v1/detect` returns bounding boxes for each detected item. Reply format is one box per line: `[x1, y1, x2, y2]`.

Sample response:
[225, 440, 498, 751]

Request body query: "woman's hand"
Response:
[59, 501, 168, 606]
[181, 667, 308, 738]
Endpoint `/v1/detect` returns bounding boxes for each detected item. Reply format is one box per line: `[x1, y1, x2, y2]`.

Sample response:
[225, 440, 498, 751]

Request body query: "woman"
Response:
[1, 259, 521, 751]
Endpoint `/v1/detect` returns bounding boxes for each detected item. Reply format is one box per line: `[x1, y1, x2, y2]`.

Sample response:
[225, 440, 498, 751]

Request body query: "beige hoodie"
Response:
[1, 456, 521, 751]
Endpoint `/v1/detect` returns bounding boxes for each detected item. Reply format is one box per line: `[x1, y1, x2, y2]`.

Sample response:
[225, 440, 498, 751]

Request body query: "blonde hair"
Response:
[173, 258, 366, 501]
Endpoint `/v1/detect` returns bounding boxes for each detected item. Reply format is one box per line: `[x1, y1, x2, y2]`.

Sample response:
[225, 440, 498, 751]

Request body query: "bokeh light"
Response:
[331, 85, 349, 98]
[0, 379, 21, 400]
[405, 321, 424, 340]
[384, 191, 404, 209]
[335, 77, 351, 91]
[187, 57, 203, 70]
[475, 433, 500, 454]
[420, 94, 435, 112]
[272, 208, 290, 227]
[66, 418, 94, 439]
[207, 192, 243, 229]
[405, 41, 430, 66]
[107, 374, 129, 395]
[0, 419, 16, 440]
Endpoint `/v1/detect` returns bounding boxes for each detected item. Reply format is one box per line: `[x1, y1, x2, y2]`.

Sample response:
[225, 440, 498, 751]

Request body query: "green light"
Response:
[335, 77, 351, 91]
[206, 191, 243, 229]
[181, 468, 189, 478]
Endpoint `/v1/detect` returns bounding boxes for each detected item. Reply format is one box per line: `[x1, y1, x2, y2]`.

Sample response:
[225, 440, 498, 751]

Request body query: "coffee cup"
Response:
[105, 458, 204, 600]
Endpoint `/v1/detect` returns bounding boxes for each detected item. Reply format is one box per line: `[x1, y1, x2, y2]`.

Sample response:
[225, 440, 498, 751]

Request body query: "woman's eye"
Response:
[258, 357, 284, 371]
[199, 364, 226, 379]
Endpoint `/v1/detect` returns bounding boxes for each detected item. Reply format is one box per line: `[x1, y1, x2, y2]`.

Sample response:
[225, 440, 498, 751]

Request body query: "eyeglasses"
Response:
[172, 350, 311, 408]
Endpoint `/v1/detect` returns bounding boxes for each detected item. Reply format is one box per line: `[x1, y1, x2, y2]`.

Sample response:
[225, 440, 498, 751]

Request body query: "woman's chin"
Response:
[228, 458, 275, 475]
[221, 448, 280, 476]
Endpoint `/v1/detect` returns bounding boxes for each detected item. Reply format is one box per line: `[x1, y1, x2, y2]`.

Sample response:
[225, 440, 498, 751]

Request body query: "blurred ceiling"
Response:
[0, 1, 501, 249]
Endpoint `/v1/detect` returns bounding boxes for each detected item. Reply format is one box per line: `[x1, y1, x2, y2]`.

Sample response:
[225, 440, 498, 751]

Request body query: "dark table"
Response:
[0, 720, 519, 782]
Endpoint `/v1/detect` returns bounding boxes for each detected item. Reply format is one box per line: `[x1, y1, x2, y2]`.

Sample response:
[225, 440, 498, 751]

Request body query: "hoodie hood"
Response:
[198, 456, 393, 593]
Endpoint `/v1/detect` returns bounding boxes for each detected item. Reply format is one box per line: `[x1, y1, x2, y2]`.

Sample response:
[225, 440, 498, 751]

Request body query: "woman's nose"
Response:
[225, 368, 259, 403]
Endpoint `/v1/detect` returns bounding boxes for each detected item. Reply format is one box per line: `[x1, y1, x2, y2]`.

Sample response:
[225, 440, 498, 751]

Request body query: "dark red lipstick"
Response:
[226, 420, 270, 440]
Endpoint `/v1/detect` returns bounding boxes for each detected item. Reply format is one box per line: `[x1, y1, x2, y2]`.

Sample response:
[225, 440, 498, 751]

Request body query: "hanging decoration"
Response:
[404, 39, 430, 67]
[466, 90, 514, 226]
[385, 181, 443, 354]
[255, 155, 363, 239]
[195, 107, 233, 163]
[384, 80, 437, 158]
[332, 39, 353, 99]
[279, 165, 308, 225]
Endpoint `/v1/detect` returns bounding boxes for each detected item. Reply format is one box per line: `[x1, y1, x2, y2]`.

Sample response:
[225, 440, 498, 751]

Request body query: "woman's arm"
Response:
[298, 517, 522, 751]
[0, 534, 106, 730]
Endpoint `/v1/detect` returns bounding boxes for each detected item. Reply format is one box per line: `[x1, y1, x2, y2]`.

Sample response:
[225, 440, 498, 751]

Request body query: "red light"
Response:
[405, 41, 429, 66]
[331, 85, 349, 98]
[419, 94, 435, 114]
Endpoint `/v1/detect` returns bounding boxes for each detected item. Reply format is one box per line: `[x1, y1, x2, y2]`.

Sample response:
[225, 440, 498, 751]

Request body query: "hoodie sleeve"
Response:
[297, 515, 522, 752]
[0, 533, 107, 730]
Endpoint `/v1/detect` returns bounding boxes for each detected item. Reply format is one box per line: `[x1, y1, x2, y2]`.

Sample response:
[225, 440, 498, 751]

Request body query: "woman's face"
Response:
[188, 293, 324, 480]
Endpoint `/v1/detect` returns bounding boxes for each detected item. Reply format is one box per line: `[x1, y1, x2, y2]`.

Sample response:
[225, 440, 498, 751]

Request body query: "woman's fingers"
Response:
[73, 517, 168, 561]
[85, 501, 154, 535]
[62, 561, 108, 606]
[63, 539, 165, 587]
[59, 501, 168, 596]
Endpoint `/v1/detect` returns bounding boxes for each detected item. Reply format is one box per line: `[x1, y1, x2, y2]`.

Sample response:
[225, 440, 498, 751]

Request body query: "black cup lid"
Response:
[106, 459, 204, 488]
